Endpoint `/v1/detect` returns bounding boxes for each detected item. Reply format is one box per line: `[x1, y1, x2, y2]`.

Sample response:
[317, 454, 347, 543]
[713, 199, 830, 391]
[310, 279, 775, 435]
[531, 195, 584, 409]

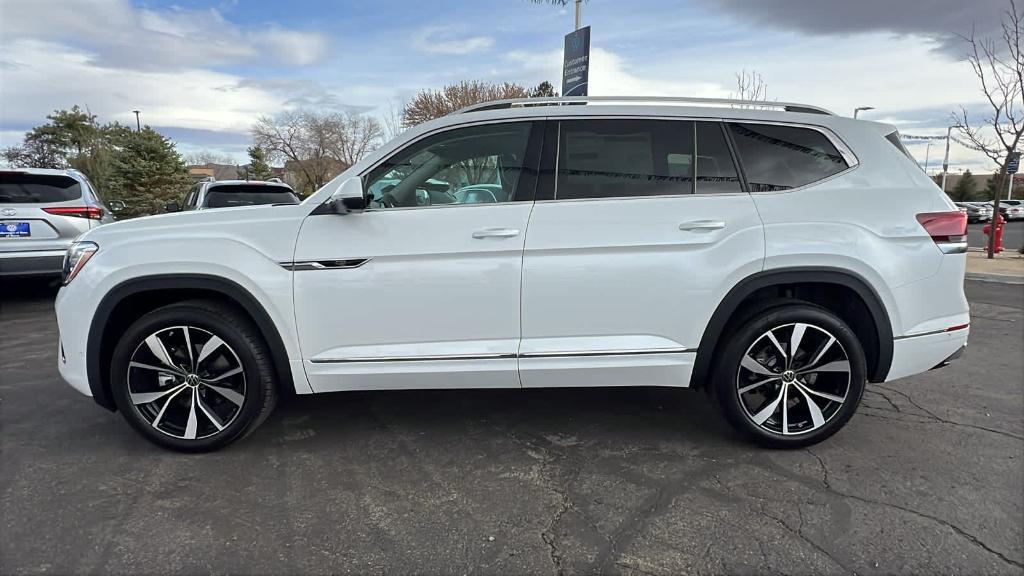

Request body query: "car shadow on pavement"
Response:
[243, 385, 742, 454]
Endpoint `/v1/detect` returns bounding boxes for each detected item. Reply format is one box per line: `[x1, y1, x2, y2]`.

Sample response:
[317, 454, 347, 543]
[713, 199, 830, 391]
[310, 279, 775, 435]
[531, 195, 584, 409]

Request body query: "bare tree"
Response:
[732, 69, 768, 102]
[402, 80, 530, 127]
[953, 0, 1024, 257]
[184, 150, 236, 166]
[381, 99, 407, 141]
[252, 110, 337, 193]
[328, 111, 384, 166]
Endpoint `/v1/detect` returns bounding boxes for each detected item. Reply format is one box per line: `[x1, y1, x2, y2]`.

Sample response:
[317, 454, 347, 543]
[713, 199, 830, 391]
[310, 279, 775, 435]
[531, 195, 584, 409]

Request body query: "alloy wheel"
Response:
[735, 322, 851, 436]
[126, 326, 246, 440]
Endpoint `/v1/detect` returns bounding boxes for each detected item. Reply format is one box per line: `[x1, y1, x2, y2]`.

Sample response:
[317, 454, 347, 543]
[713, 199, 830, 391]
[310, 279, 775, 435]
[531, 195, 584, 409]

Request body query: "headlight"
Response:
[62, 241, 99, 285]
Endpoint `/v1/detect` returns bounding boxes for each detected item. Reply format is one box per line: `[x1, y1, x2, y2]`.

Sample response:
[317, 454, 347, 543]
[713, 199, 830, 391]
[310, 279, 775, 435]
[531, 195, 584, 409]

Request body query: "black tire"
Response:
[712, 303, 866, 448]
[110, 300, 278, 452]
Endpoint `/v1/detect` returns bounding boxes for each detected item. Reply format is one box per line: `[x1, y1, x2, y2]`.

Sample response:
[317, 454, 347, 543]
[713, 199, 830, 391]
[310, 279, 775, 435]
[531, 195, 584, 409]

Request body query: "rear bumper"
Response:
[0, 249, 65, 277]
[885, 326, 970, 382]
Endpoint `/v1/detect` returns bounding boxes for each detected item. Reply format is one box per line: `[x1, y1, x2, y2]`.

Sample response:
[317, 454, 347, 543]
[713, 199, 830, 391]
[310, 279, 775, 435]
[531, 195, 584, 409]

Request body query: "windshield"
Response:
[0, 173, 82, 203]
[202, 184, 299, 208]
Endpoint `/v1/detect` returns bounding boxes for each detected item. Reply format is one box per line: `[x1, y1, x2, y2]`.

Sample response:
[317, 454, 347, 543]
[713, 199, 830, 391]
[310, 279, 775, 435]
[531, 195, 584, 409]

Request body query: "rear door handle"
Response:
[472, 228, 520, 239]
[678, 220, 726, 231]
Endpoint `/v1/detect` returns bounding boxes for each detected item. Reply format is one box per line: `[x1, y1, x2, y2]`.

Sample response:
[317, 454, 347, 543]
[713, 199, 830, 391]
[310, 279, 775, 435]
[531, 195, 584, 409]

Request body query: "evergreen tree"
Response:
[105, 127, 192, 218]
[241, 146, 274, 181]
[530, 81, 558, 98]
[949, 169, 978, 202]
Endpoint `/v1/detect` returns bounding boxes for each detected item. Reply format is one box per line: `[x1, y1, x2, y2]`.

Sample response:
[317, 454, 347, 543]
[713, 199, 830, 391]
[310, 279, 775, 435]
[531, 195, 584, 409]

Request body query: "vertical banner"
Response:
[562, 26, 591, 97]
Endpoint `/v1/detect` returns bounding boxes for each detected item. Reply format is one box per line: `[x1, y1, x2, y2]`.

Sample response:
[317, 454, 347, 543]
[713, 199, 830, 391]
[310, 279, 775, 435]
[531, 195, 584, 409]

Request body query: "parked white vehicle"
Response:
[55, 96, 970, 451]
[166, 178, 299, 212]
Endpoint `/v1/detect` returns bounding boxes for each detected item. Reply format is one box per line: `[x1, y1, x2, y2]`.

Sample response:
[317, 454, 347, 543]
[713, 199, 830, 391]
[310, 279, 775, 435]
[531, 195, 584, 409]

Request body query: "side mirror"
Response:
[326, 177, 367, 214]
[165, 201, 182, 213]
[108, 200, 126, 213]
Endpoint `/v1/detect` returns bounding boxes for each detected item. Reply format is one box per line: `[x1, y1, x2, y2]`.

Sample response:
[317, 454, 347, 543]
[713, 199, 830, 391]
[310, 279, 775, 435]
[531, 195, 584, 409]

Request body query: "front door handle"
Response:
[472, 228, 520, 239]
[678, 220, 726, 231]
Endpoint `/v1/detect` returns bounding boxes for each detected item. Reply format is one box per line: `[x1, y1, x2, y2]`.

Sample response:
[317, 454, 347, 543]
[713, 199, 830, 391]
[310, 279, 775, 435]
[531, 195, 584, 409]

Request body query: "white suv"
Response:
[55, 97, 970, 452]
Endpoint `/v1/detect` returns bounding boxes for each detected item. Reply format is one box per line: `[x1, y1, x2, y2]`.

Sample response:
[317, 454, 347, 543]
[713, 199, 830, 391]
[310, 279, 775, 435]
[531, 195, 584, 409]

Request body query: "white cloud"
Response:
[0, 40, 281, 138]
[505, 48, 729, 98]
[256, 28, 330, 66]
[412, 27, 495, 55]
[0, 0, 327, 70]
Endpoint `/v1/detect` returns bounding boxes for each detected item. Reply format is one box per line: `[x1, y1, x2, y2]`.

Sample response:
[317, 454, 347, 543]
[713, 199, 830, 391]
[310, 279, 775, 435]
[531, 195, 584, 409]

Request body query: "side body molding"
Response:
[86, 274, 297, 410]
[691, 267, 895, 388]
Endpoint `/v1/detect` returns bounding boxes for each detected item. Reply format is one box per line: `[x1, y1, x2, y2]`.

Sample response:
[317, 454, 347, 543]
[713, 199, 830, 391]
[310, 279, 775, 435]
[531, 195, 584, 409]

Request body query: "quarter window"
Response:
[365, 122, 535, 208]
[727, 123, 848, 191]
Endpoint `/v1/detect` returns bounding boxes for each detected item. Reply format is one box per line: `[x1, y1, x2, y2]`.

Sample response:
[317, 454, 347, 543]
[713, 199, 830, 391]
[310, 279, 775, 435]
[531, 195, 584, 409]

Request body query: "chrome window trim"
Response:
[534, 192, 750, 205]
[309, 347, 692, 364]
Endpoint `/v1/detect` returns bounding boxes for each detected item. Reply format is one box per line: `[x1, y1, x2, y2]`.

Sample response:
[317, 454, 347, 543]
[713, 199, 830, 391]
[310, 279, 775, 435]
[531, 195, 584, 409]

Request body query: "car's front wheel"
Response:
[713, 304, 867, 448]
[110, 300, 278, 452]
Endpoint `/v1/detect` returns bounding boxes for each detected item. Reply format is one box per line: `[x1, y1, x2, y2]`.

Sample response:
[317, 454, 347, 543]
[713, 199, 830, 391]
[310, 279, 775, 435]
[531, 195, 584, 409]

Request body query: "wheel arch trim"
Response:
[692, 267, 894, 386]
[86, 274, 297, 411]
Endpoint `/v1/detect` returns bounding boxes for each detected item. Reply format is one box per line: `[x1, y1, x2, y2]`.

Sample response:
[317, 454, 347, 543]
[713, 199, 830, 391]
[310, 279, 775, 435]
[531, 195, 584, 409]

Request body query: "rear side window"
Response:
[728, 123, 848, 191]
[0, 173, 82, 203]
[202, 185, 299, 208]
[553, 120, 743, 200]
[556, 119, 694, 199]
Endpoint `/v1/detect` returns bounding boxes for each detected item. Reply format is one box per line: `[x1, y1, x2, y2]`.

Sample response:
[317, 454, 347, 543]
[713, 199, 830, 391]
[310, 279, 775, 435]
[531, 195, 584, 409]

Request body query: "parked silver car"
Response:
[166, 179, 299, 212]
[956, 201, 993, 223]
[0, 168, 122, 278]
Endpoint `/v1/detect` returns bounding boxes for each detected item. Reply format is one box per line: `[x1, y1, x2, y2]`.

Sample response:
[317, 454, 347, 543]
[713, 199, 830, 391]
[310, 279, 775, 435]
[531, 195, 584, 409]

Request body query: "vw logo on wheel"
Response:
[1, 208, 16, 217]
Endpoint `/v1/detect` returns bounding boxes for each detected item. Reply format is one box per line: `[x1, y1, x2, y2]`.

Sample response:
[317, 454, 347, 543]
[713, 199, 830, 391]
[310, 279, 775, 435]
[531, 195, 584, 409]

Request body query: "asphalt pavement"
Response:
[969, 220, 1024, 251]
[1, 279, 1022, 575]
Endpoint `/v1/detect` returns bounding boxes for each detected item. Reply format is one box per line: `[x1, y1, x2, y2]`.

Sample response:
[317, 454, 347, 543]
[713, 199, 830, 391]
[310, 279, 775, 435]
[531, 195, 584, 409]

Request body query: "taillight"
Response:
[42, 206, 102, 220]
[916, 211, 967, 254]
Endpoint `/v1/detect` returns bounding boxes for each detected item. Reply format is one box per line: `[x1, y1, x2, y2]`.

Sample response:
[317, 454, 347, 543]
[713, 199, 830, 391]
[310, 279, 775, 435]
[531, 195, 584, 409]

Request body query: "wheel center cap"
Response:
[781, 370, 796, 383]
[185, 374, 201, 387]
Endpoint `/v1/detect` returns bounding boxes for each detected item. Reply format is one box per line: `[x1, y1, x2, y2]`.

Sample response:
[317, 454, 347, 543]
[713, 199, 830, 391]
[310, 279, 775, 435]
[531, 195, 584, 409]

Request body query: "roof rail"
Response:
[454, 96, 835, 116]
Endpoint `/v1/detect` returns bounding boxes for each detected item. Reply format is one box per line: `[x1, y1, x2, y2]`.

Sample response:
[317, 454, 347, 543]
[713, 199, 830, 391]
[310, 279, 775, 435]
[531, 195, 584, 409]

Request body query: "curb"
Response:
[965, 272, 1024, 285]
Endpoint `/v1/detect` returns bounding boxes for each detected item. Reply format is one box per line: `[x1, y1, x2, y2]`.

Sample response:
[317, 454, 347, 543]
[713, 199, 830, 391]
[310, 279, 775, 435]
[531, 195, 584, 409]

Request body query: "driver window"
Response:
[365, 122, 533, 209]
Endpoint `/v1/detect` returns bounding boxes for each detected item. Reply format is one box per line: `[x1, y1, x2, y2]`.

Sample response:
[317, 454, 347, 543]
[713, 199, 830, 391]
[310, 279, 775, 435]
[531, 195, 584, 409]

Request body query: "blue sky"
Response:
[0, 0, 1006, 172]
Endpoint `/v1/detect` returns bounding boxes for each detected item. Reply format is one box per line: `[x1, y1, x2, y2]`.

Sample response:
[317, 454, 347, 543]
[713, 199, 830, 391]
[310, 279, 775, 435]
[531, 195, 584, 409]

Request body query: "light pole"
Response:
[853, 106, 874, 118]
[575, 0, 582, 30]
[940, 126, 952, 193]
[132, 110, 141, 132]
[924, 141, 933, 175]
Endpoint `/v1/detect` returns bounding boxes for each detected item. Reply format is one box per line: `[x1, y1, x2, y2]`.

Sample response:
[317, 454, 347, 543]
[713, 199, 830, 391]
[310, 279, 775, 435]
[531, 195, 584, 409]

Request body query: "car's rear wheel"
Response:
[713, 304, 866, 448]
[110, 300, 277, 452]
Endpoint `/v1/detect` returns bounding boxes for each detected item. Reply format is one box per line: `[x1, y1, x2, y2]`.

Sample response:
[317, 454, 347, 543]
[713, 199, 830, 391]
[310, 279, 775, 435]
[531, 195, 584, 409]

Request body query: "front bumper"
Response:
[55, 282, 93, 398]
[0, 249, 65, 277]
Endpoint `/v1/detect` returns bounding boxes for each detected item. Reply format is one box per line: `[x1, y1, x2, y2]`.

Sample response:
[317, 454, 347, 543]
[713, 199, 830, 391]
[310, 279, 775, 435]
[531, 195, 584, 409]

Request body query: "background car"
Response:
[995, 199, 1024, 220]
[167, 178, 300, 212]
[956, 201, 992, 223]
[0, 168, 123, 278]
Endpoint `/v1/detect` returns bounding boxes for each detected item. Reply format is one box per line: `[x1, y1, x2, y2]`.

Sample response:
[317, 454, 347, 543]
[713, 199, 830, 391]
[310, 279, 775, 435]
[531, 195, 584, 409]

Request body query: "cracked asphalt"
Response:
[1, 279, 1022, 575]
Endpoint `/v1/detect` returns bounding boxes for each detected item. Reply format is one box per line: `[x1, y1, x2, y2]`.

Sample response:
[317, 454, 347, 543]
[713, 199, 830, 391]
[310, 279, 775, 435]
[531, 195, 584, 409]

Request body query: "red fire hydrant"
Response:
[982, 213, 1006, 253]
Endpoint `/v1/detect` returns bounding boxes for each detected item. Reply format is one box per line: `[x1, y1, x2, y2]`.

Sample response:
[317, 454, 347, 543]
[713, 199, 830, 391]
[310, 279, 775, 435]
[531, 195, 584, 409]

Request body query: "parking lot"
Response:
[968, 220, 1024, 251]
[1, 279, 1021, 575]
